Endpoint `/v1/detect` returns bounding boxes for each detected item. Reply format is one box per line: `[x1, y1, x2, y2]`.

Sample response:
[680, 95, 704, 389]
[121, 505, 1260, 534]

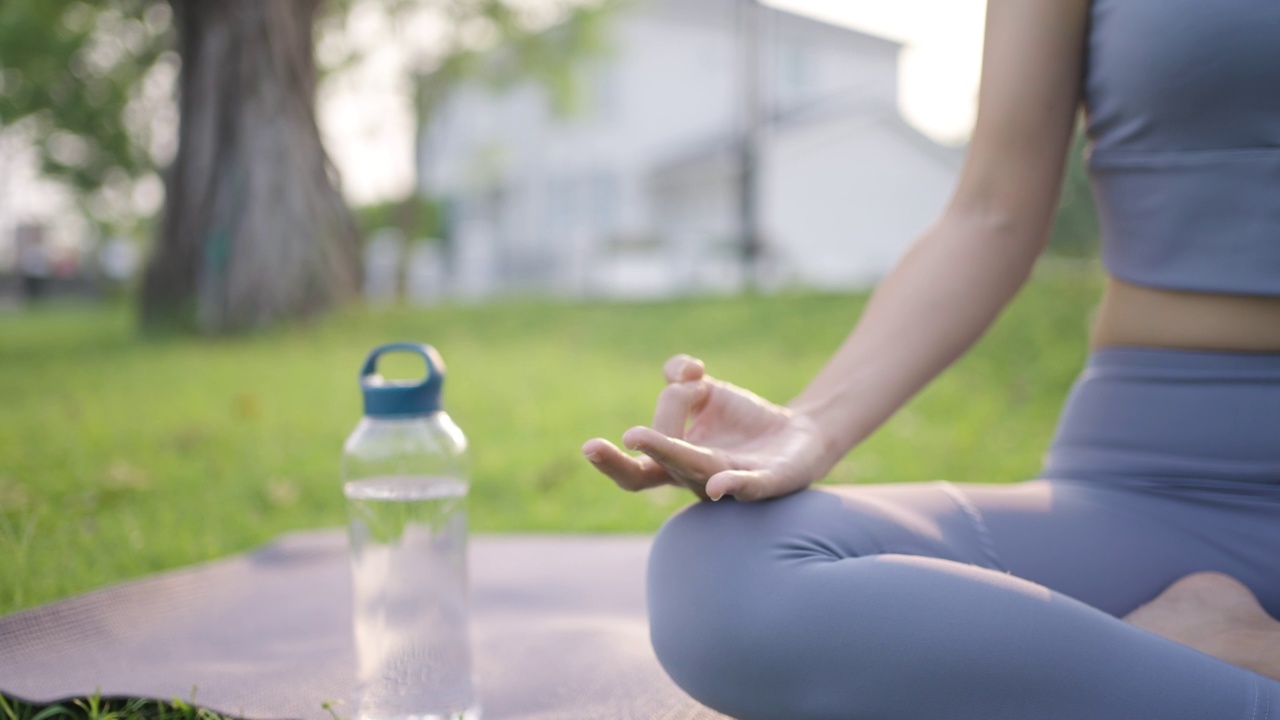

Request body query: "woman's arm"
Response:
[791, 0, 1092, 464]
[585, 0, 1092, 501]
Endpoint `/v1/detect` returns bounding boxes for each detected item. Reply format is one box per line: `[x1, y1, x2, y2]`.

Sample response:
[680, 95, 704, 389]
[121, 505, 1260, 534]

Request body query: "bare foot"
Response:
[1125, 572, 1280, 681]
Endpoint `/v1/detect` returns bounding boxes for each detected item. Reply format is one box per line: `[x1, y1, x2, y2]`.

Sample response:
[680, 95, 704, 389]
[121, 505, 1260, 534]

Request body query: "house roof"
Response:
[648, 87, 965, 183]
[643, 0, 903, 53]
[415, 0, 905, 113]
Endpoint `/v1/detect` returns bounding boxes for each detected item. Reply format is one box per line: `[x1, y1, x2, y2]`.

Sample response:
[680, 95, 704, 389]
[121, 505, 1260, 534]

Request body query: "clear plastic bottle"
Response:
[342, 343, 479, 720]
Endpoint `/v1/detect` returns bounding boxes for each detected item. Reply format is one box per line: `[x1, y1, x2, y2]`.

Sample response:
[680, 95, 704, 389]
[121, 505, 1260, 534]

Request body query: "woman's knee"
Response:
[646, 493, 997, 718]
[648, 498, 766, 619]
[648, 493, 822, 611]
[648, 546, 998, 719]
[648, 500, 795, 715]
[647, 493, 890, 717]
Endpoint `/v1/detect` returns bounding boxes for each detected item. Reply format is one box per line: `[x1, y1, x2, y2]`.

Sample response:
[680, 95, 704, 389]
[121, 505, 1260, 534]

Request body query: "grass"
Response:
[0, 266, 1103, 619]
[0, 692, 237, 720]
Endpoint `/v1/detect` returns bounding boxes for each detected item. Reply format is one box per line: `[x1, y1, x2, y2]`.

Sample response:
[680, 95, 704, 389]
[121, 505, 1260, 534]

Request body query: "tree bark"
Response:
[141, 0, 360, 333]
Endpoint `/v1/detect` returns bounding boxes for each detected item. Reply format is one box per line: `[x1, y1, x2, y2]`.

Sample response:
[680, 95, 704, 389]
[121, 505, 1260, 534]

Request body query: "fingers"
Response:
[705, 467, 810, 503]
[652, 380, 711, 438]
[654, 355, 710, 439]
[584, 355, 711, 498]
[581, 438, 671, 492]
[663, 354, 705, 384]
[622, 426, 723, 480]
[705, 469, 758, 502]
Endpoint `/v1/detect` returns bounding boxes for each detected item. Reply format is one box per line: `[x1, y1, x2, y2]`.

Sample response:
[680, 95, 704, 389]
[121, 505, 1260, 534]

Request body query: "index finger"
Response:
[622, 426, 725, 481]
[663, 354, 706, 384]
[582, 438, 672, 492]
[652, 380, 711, 439]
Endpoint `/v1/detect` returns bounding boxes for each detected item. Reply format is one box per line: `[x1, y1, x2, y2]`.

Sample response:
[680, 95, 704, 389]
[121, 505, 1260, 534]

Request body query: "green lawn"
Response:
[0, 266, 1102, 616]
[0, 693, 241, 720]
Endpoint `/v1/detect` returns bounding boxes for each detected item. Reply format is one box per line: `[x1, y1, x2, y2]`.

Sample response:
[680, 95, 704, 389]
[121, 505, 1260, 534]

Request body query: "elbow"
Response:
[942, 164, 1061, 261]
[932, 200, 1052, 280]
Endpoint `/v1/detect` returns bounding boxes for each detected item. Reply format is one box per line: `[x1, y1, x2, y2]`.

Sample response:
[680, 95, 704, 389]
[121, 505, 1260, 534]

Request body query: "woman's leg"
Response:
[647, 483, 1280, 720]
[957, 479, 1280, 618]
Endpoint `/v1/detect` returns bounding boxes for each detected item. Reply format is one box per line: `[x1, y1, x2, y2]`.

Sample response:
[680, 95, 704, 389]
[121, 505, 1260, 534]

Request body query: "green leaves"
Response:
[1, 0, 616, 246]
[0, 0, 171, 235]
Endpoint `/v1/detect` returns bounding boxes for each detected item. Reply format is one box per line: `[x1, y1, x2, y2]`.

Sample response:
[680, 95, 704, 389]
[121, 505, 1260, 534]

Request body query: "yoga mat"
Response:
[0, 531, 726, 720]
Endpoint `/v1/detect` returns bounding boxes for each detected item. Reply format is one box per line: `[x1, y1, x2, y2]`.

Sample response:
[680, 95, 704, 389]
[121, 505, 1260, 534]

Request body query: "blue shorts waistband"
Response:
[1085, 346, 1280, 381]
[1044, 346, 1280, 489]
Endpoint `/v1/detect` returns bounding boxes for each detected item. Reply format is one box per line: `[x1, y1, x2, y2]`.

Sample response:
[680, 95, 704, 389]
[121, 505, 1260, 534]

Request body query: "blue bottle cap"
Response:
[359, 343, 446, 418]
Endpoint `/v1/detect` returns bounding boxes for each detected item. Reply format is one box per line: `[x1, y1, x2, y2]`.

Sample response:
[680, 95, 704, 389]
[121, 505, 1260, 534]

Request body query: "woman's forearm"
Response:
[788, 208, 1050, 468]
[782, 0, 1088, 473]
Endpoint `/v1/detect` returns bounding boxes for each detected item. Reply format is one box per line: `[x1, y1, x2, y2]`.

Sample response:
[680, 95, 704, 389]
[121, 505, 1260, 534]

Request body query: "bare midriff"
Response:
[1091, 276, 1280, 352]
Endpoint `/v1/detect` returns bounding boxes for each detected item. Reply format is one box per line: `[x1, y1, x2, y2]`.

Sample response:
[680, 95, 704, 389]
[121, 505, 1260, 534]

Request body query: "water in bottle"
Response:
[343, 344, 479, 720]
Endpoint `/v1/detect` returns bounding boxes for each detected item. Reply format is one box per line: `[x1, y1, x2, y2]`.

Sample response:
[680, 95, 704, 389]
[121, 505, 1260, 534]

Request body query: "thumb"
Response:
[705, 468, 779, 502]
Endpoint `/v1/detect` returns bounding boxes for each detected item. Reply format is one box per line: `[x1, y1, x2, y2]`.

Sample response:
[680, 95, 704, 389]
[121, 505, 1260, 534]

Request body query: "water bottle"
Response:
[342, 343, 479, 720]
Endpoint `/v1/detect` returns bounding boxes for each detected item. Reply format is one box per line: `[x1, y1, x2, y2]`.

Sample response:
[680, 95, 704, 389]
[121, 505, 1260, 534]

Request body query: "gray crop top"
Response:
[1084, 0, 1280, 295]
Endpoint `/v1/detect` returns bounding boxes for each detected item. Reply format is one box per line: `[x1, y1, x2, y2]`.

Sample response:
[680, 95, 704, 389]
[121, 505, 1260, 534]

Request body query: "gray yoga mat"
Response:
[0, 531, 727, 720]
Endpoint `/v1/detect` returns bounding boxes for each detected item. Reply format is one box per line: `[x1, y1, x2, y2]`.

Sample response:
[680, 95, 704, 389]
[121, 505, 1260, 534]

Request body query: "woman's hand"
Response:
[582, 355, 836, 502]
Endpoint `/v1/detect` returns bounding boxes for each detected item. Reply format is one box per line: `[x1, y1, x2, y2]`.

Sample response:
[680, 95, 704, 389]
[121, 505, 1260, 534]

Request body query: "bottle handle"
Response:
[359, 343, 445, 391]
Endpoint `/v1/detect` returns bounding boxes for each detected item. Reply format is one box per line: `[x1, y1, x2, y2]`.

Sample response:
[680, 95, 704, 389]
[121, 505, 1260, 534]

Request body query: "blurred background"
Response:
[0, 0, 1101, 617]
[0, 0, 1097, 314]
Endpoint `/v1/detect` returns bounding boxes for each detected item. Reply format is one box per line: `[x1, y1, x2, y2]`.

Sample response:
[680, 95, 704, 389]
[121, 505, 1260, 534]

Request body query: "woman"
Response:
[582, 0, 1280, 717]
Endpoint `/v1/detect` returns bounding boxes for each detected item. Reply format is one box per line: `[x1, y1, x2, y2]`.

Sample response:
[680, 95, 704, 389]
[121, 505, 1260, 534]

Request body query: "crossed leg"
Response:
[647, 482, 1280, 720]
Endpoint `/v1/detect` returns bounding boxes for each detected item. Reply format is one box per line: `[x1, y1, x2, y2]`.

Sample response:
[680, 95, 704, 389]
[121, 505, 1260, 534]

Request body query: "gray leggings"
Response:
[648, 348, 1280, 719]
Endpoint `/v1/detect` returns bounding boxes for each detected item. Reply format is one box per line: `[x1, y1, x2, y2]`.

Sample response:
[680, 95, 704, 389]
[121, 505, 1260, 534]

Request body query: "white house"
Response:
[417, 0, 964, 300]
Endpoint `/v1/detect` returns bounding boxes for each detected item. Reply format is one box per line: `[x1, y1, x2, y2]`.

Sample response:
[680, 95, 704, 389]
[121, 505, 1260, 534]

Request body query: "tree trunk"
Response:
[141, 0, 360, 333]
